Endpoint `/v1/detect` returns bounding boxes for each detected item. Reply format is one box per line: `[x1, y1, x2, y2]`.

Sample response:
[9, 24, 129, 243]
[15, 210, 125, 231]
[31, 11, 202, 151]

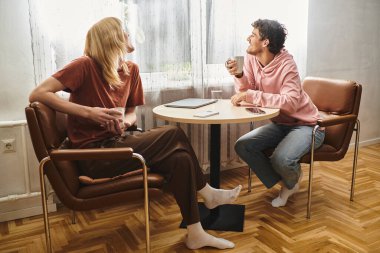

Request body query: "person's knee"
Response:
[163, 124, 181, 133]
[234, 137, 253, 155]
[234, 139, 245, 155]
[163, 125, 187, 138]
[174, 150, 190, 160]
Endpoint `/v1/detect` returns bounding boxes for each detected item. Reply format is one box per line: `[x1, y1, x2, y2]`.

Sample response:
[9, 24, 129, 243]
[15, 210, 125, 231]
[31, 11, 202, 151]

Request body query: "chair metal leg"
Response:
[350, 119, 360, 201]
[307, 160, 314, 219]
[247, 121, 254, 193]
[71, 210, 77, 224]
[307, 125, 319, 219]
[248, 167, 252, 193]
[250, 121, 255, 131]
[39, 157, 52, 253]
[133, 153, 151, 253]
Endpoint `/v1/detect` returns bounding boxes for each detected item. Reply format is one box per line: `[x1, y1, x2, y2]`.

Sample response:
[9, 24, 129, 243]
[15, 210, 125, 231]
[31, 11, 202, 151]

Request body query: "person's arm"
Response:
[246, 70, 302, 114]
[29, 77, 119, 125]
[226, 56, 256, 107]
[230, 91, 248, 106]
[226, 55, 256, 93]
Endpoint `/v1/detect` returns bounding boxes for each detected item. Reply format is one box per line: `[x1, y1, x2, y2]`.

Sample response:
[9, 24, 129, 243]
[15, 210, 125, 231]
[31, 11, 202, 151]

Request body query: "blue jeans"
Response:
[235, 123, 325, 189]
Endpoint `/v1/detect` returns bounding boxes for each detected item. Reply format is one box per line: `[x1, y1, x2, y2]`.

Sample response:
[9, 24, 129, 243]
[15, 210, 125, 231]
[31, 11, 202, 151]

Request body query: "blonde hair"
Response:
[84, 17, 129, 88]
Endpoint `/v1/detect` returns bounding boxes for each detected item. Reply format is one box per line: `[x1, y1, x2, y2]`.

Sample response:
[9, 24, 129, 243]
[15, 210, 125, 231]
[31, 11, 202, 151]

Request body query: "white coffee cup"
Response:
[232, 56, 244, 74]
[114, 107, 126, 130]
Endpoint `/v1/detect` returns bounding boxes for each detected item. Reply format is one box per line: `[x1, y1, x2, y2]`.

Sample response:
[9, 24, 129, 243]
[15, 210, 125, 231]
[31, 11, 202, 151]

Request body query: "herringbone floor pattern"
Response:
[0, 144, 379, 253]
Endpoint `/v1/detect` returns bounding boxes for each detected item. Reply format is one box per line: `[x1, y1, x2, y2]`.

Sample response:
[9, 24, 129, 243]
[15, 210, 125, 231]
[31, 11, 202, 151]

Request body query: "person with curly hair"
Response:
[226, 19, 325, 207]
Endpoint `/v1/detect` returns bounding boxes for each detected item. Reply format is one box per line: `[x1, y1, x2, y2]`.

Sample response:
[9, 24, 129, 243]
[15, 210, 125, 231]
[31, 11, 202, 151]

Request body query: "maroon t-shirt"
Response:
[52, 56, 144, 148]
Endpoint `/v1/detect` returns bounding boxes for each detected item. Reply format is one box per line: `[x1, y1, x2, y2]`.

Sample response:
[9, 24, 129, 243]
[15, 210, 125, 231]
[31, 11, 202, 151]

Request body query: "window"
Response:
[124, 0, 309, 90]
[31, 0, 308, 91]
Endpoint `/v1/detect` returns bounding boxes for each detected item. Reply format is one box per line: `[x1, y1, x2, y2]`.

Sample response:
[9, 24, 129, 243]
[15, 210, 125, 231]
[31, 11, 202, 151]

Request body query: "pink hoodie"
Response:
[235, 49, 320, 125]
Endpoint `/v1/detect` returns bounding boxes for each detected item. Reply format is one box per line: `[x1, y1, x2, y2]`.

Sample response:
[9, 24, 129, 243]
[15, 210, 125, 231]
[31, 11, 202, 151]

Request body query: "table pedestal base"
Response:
[179, 202, 245, 232]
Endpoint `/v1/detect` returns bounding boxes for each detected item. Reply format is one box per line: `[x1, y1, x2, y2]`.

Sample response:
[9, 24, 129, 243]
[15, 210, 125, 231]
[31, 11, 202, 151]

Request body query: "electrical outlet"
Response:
[1, 138, 16, 153]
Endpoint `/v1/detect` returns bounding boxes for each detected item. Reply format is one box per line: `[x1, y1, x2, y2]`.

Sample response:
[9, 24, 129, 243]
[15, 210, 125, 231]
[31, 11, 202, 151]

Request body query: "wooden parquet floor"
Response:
[1, 144, 379, 253]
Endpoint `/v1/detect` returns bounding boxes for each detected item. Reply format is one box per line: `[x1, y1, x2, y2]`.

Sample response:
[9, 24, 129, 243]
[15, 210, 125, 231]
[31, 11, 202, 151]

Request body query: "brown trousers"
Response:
[78, 125, 206, 225]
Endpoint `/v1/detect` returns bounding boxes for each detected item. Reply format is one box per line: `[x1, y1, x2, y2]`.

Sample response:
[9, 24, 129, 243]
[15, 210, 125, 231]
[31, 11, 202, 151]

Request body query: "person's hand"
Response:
[225, 58, 243, 77]
[122, 121, 132, 129]
[107, 109, 133, 135]
[231, 92, 247, 106]
[106, 109, 126, 135]
[88, 107, 120, 125]
[88, 107, 124, 134]
[103, 119, 123, 134]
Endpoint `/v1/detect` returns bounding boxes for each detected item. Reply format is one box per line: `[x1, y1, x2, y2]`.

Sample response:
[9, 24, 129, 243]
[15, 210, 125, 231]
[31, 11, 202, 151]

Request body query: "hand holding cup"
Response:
[112, 106, 125, 123]
[111, 107, 126, 135]
[225, 56, 244, 77]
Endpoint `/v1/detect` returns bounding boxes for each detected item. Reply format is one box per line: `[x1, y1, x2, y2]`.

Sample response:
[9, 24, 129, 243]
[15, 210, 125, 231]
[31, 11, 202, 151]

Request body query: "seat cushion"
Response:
[77, 173, 164, 199]
[300, 144, 338, 163]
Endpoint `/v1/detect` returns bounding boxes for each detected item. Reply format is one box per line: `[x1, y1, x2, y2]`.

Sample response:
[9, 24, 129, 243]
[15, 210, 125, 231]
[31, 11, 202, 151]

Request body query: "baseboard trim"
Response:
[0, 192, 56, 222]
[354, 137, 380, 148]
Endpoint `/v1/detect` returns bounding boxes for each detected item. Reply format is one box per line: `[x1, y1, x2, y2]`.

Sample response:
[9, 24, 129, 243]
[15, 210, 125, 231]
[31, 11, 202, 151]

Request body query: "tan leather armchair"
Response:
[26, 102, 164, 253]
[247, 77, 362, 219]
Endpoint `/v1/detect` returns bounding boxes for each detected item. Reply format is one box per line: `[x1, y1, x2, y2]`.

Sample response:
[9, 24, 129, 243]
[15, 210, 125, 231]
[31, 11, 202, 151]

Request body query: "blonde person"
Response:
[30, 17, 242, 250]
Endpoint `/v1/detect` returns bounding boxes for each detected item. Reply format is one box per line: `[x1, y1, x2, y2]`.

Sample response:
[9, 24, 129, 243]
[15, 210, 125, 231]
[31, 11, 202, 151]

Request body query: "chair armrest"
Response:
[317, 114, 357, 127]
[49, 147, 133, 161]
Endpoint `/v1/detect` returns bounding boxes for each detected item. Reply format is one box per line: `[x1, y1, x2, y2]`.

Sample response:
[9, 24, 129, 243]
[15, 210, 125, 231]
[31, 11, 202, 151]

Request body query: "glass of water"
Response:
[211, 90, 223, 100]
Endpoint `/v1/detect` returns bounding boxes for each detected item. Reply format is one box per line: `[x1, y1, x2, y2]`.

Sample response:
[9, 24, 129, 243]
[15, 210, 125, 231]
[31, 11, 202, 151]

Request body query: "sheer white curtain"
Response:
[29, 0, 308, 171]
[28, 0, 123, 83]
[205, 0, 309, 86]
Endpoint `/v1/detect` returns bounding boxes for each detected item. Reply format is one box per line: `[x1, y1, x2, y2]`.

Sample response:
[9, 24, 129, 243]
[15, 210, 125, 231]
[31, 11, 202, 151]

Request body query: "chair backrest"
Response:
[303, 77, 362, 160]
[26, 102, 81, 196]
[26, 102, 68, 157]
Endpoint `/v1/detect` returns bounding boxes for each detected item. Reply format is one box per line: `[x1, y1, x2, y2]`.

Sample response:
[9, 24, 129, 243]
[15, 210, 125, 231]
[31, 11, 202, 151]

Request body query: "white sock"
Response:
[272, 170, 303, 208]
[185, 222, 235, 250]
[198, 183, 242, 209]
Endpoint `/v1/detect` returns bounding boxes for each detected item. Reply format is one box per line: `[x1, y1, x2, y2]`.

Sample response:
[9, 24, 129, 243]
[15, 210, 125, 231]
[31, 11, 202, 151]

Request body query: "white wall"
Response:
[0, 0, 35, 121]
[0, 0, 56, 222]
[307, 0, 380, 145]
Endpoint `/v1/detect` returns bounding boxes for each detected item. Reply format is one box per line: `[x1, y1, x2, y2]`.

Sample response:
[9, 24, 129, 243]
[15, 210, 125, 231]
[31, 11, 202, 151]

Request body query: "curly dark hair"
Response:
[252, 19, 288, 54]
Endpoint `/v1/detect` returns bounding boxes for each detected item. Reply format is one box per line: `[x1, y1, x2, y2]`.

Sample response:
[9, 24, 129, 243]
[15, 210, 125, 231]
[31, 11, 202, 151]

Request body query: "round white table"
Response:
[153, 99, 279, 231]
[153, 99, 279, 124]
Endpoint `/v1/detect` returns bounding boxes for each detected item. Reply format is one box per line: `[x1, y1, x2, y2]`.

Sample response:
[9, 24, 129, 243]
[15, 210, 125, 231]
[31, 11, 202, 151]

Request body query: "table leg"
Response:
[210, 124, 221, 188]
[180, 124, 245, 232]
